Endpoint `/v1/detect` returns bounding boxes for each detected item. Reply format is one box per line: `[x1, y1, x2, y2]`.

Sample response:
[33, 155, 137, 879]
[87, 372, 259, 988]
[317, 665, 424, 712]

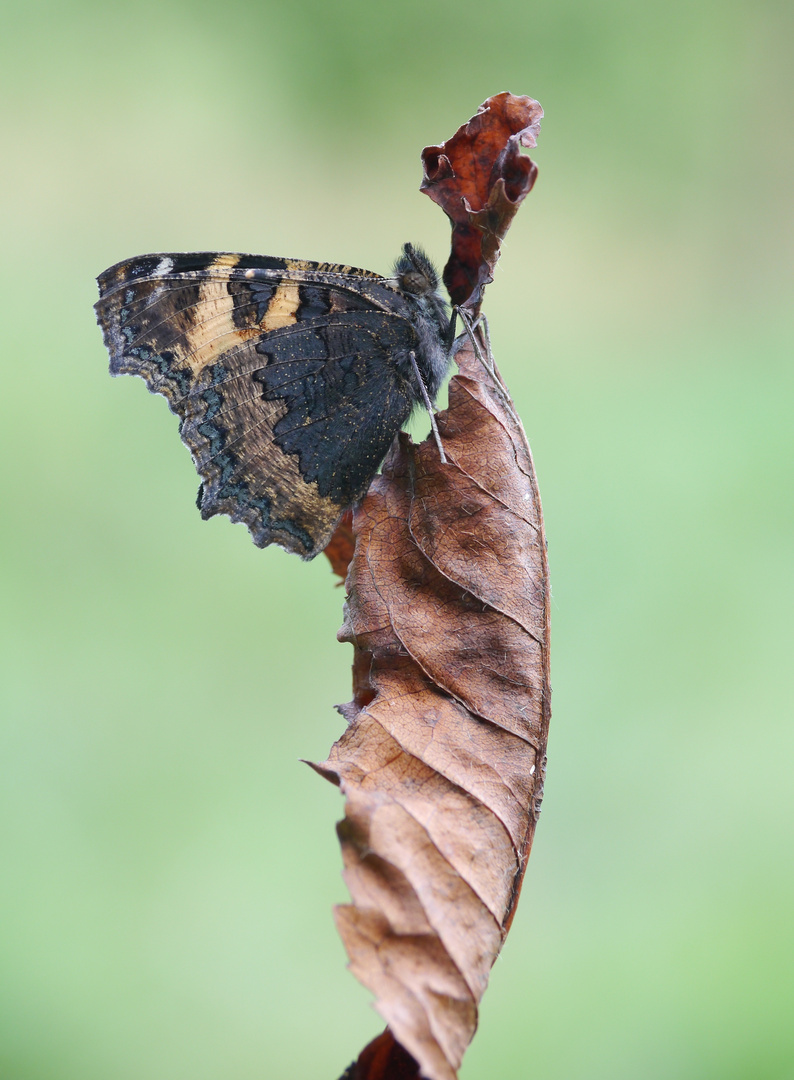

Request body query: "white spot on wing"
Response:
[154, 256, 174, 278]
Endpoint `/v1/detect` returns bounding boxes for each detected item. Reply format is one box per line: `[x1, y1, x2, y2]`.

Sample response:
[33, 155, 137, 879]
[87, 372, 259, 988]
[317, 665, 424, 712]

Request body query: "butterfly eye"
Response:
[395, 243, 439, 295]
[399, 268, 431, 295]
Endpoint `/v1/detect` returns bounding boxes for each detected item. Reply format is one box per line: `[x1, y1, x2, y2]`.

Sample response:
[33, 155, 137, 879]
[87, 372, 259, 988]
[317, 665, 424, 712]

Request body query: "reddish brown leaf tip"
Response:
[420, 91, 543, 310]
[340, 1029, 421, 1080]
[324, 509, 356, 583]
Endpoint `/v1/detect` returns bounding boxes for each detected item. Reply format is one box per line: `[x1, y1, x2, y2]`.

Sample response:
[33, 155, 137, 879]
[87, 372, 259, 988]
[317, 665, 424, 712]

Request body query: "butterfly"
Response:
[95, 244, 452, 559]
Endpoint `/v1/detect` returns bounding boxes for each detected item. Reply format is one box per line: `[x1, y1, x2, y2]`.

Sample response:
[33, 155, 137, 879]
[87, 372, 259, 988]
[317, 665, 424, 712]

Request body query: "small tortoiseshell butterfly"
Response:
[96, 245, 451, 558]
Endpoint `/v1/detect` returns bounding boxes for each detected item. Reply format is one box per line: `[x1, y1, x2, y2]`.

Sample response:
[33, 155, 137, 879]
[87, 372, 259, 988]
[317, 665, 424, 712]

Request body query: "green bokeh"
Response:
[1, 1, 792, 1077]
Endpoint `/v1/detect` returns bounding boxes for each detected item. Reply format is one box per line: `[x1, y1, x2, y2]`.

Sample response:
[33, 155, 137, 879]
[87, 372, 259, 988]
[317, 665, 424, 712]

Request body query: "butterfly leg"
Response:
[456, 306, 498, 380]
[450, 305, 494, 375]
[409, 350, 447, 464]
[444, 306, 459, 353]
[456, 308, 522, 426]
[477, 312, 493, 361]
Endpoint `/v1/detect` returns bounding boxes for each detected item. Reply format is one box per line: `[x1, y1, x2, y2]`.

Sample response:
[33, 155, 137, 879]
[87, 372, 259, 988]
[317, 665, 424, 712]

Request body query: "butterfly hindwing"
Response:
[256, 311, 419, 503]
[95, 252, 423, 558]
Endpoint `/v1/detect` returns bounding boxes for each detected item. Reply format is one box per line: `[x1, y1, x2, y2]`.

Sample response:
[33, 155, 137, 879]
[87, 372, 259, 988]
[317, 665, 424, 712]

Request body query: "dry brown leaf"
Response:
[324, 509, 356, 583]
[318, 331, 550, 1080]
[321, 92, 549, 1080]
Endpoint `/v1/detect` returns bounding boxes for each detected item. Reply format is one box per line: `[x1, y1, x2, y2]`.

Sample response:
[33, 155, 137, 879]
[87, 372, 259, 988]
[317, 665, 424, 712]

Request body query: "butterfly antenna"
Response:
[409, 351, 447, 464]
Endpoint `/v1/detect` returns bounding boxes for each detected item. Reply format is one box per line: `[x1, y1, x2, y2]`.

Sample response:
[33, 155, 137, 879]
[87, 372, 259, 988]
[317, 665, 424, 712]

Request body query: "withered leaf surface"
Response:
[325, 509, 356, 583]
[316, 330, 550, 1080]
[421, 91, 543, 311]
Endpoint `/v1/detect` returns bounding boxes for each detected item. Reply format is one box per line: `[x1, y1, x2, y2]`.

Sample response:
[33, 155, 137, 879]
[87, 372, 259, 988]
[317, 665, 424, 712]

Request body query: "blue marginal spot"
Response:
[216, 476, 277, 537]
[128, 343, 191, 395]
[268, 515, 314, 553]
[197, 421, 225, 459]
[201, 462, 313, 553]
[201, 387, 222, 421]
[196, 362, 227, 430]
[150, 350, 191, 396]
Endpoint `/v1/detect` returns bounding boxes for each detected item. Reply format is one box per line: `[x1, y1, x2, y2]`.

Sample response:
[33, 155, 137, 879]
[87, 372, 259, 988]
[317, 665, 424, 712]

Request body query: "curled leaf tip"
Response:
[324, 508, 356, 583]
[421, 91, 543, 310]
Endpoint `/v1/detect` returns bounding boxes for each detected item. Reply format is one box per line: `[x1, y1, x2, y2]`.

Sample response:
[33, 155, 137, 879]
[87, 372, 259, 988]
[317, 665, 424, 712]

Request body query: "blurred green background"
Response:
[1, 1, 792, 1077]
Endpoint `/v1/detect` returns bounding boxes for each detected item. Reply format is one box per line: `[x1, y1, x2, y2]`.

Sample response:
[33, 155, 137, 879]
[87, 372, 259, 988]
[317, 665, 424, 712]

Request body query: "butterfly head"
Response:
[394, 243, 440, 297]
